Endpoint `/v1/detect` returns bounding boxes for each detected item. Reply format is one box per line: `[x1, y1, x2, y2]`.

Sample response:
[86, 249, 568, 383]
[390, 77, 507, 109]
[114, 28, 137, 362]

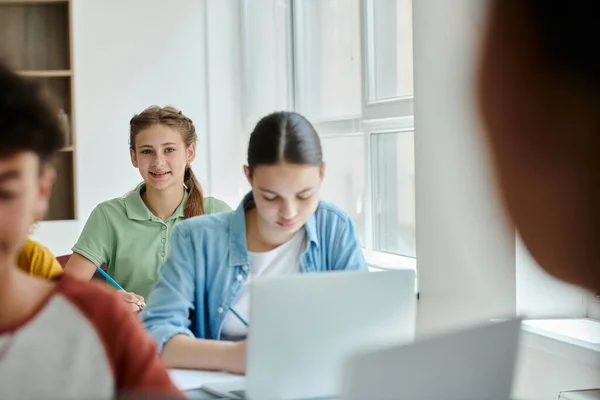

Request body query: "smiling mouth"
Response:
[150, 171, 171, 177]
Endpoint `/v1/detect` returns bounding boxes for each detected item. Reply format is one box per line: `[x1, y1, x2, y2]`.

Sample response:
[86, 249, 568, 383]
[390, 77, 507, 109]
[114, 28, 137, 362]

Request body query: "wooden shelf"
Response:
[0, 2, 70, 70]
[16, 69, 71, 77]
[46, 151, 74, 221]
[0, 0, 76, 221]
[0, 1, 68, 5]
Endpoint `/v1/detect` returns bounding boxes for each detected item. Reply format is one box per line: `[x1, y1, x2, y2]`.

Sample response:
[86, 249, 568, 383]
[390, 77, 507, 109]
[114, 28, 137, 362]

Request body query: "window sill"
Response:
[521, 318, 600, 369]
[362, 249, 417, 272]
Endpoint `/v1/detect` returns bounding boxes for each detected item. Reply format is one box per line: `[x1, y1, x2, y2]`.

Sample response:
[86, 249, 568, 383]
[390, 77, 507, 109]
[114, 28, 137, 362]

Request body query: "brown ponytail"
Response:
[130, 105, 206, 218]
[184, 163, 205, 218]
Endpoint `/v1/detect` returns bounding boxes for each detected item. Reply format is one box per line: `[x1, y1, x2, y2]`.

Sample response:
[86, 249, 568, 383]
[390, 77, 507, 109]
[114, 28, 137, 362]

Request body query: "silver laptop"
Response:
[202, 269, 417, 400]
[340, 318, 522, 400]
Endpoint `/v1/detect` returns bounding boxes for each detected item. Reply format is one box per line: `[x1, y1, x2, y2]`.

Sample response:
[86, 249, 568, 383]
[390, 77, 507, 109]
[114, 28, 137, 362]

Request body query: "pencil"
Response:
[95, 267, 146, 308]
[95, 267, 125, 291]
[228, 306, 249, 327]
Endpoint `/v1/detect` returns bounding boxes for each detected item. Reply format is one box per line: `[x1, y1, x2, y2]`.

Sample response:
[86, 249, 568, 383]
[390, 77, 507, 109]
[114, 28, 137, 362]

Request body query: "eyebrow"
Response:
[258, 187, 314, 196]
[0, 170, 21, 183]
[138, 142, 178, 149]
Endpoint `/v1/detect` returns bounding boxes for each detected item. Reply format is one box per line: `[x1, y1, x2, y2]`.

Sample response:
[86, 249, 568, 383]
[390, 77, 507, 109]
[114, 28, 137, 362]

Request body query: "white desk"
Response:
[183, 388, 223, 399]
[169, 369, 240, 399]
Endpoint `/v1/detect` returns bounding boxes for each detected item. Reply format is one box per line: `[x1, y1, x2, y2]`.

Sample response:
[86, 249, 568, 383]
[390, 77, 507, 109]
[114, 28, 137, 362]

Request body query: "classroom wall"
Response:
[202, 0, 250, 208]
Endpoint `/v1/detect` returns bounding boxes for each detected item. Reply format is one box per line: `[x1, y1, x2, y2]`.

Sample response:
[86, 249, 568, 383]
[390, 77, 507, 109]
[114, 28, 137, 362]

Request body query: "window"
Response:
[291, 0, 415, 264]
[239, 0, 599, 326]
[371, 131, 415, 257]
[366, 0, 413, 101]
[362, 0, 414, 121]
[293, 0, 362, 122]
[241, 0, 294, 131]
[320, 134, 367, 244]
[241, 0, 415, 268]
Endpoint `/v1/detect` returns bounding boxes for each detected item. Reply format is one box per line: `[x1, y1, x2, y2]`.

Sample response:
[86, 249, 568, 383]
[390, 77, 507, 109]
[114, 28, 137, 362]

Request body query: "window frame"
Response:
[240, 0, 296, 132]
[240, 0, 417, 270]
[360, 0, 416, 259]
[289, 0, 416, 264]
[291, 0, 364, 124]
[361, 0, 415, 121]
[368, 124, 416, 258]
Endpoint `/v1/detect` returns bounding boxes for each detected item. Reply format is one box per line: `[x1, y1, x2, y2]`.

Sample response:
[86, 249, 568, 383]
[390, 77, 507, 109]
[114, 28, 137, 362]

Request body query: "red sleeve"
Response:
[57, 274, 184, 399]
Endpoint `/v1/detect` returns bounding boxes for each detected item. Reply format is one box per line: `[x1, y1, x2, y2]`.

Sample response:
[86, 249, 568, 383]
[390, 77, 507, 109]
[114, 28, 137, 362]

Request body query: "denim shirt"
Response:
[141, 192, 367, 350]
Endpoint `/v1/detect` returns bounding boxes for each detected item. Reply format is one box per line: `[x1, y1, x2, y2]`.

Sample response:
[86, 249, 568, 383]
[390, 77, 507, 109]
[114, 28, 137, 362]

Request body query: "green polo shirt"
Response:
[72, 184, 231, 299]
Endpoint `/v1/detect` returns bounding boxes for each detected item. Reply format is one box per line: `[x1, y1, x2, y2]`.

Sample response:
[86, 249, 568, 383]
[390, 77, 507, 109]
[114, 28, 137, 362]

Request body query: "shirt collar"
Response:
[125, 183, 188, 221]
[227, 191, 319, 267]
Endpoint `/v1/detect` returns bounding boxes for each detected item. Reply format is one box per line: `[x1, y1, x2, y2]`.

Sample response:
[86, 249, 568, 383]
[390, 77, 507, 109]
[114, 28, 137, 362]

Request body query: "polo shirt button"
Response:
[236, 274, 243, 281]
[161, 238, 166, 243]
[162, 225, 167, 230]
[160, 252, 165, 257]
[242, 265, 249, 272]
[217, 307, 224, 314]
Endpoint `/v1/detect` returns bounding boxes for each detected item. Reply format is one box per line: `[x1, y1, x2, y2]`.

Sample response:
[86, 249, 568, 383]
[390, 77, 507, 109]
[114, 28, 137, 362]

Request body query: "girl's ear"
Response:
[130, 148, 138, 168]
[33, 165, 56, 222]
[186, 143, 197, 163]
[243, 165, 252, 186]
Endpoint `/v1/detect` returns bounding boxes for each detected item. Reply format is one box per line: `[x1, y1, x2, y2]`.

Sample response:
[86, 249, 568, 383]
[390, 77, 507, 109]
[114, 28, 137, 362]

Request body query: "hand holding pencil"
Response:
[116, 291, 146, 312]
[95, 267, 146, 312]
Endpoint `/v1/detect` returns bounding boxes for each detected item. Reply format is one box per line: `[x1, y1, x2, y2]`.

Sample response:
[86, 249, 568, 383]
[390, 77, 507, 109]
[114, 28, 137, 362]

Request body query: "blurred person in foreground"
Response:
[479, 0, 600, 294]
[0, 62, 183, 399]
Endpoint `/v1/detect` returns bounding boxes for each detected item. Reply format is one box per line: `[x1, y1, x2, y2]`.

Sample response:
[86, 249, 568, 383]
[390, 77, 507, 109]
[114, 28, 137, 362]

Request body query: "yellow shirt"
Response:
[17, 238, 63, 279]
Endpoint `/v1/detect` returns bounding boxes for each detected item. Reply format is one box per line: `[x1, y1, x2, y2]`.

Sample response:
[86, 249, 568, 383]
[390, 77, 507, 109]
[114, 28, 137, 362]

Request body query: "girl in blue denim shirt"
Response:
[141, 111, 367, 374]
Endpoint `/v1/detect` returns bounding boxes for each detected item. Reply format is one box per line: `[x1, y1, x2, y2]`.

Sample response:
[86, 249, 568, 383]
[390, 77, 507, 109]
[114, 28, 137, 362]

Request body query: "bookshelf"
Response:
[0, 0, 76, 221]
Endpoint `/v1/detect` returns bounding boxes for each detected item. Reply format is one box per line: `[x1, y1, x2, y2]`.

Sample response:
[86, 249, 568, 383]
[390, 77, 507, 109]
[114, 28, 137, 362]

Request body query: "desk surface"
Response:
[183, 388, 223, 399]
[169, 369, 239, 399]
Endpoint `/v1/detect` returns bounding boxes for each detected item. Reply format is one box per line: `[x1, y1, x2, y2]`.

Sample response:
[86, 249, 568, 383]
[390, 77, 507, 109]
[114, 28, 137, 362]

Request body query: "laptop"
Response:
[340, 318, 522, 400]
[202, 269, 417, 400]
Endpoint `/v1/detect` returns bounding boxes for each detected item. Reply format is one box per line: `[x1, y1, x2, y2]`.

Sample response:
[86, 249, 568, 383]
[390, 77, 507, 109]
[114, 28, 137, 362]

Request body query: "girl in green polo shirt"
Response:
[64, 106, 231, 311]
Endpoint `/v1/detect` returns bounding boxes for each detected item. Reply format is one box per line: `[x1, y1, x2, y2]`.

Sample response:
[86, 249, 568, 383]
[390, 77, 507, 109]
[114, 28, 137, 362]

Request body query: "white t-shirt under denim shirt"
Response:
[141, 191, 368, 347]
[220, 227, 307, 340]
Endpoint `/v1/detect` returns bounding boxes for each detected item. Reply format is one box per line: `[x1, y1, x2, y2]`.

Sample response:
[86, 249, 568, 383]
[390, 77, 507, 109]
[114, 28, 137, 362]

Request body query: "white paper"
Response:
[168, 368, 240, 391]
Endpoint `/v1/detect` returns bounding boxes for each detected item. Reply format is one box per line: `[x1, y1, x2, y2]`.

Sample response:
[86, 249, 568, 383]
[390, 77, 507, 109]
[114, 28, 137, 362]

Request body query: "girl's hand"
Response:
[116, 290, 146, 312]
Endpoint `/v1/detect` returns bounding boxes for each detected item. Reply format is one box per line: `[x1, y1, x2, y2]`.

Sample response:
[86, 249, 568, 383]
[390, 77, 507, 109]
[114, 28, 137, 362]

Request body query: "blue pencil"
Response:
[96, 267, 146, 308]
[228, 306, 249, 327]
[95, 267, 125, 291]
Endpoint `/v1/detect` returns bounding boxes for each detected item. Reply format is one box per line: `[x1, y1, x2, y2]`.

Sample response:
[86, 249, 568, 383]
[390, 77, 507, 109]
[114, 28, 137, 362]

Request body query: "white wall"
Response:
[413, 0, 515, 335]
[513, 336, 600, 400]
[203, 0, 250, 207]
[516, 236, 587, 318]
[413, 1, 600, 398]
[32, 0, 210, 255]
